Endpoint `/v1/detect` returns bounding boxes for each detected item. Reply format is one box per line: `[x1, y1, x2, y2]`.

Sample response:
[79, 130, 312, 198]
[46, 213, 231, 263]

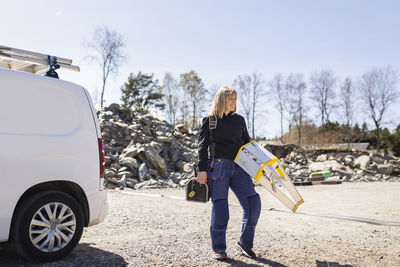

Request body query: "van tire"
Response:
[12, 191, 84, 262]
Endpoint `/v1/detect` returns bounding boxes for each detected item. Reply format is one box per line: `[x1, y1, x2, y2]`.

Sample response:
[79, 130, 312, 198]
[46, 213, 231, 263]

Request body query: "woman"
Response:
[196, 86, 261, 260]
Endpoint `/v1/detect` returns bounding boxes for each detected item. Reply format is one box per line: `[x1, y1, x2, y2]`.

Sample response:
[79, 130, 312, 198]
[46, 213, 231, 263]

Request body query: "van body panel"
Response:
[87, 190, 108, 226]
[82, 87, 102, 139]
[0, 68, 107, 242]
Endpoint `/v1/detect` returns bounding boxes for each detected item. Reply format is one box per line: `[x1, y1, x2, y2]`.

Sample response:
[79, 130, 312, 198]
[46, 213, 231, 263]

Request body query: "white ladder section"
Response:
[0, 45, 80, 74]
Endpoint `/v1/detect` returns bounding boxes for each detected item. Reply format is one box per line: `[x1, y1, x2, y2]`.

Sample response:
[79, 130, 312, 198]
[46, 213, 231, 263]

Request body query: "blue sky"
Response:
[2, 0, 400, 138]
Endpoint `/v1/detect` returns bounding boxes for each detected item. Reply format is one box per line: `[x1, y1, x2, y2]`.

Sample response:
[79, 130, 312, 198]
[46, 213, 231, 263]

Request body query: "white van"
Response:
[0, 53, 107, 261]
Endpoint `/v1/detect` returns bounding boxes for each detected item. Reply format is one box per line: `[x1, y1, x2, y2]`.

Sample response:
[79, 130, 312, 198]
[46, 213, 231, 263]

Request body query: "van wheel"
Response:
[12, 191, 84, 262]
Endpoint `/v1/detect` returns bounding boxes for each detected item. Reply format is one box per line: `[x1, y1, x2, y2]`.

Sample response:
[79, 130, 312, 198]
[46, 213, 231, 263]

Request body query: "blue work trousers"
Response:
[207, 158, 261, 252]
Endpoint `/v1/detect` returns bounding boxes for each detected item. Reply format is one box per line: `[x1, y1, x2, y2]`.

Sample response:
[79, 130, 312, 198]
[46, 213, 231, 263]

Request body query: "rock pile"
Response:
[99, 104, 198, 189]
[269, 144, 400, 182]
[99, 104, 400, 189]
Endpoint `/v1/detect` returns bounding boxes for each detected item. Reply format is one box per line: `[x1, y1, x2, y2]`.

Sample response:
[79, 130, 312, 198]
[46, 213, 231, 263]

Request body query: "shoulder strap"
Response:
[209, 115, 217, 130]
[209, 116, 217, 171]
[209, 115, 217, 148]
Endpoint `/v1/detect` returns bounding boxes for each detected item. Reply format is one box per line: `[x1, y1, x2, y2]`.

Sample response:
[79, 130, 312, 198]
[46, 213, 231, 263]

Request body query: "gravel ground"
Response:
[1, 182, 400, 266]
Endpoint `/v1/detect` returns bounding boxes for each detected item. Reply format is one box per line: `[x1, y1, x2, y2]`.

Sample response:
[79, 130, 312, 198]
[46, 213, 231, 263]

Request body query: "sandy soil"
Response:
[1, 182, 400, 266]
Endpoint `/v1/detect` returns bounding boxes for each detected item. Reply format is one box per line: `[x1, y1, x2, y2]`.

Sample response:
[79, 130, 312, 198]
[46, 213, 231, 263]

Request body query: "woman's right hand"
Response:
[196, 171, 207, 184]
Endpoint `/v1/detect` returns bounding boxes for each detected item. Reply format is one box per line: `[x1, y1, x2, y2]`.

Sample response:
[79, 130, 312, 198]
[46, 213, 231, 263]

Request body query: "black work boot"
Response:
[214, 250, 228, 260]
[237, 242, 256, 259]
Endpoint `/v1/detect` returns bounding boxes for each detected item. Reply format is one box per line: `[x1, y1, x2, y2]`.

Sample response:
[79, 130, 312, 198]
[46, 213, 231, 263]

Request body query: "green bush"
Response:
[393, 124, 400, 157]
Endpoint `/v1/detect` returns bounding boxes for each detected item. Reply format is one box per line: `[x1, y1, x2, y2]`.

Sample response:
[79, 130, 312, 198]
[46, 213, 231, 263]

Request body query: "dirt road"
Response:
[1, 182, 400, 266]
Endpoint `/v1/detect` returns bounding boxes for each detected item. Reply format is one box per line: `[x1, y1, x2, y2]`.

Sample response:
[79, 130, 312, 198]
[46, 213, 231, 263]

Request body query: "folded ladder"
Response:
[234, 141, 304, 212]
[0, 45, 79, 75]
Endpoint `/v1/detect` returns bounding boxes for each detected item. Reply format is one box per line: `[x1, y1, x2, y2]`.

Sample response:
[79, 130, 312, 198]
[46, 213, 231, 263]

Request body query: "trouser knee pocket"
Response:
[211, 198, 229, 228]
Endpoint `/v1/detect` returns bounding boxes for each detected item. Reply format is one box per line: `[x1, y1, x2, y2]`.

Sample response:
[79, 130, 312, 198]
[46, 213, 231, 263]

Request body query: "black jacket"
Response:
[197, 112, 251, 171]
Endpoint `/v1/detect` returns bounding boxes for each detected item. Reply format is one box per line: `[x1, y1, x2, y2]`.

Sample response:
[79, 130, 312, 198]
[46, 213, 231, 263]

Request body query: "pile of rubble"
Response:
[99, 104, 198, 189]
[99, 104, 400, 190]
[270, 145, 400, 182]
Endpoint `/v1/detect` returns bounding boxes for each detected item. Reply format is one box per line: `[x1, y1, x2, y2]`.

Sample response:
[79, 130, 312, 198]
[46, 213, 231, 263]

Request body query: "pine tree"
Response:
[121, 72, 165, 112]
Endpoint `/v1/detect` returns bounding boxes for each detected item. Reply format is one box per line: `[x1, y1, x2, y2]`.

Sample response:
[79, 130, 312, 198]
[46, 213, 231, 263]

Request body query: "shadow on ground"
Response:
[316, 260, 353, 267]
[0, 242, 128, 266]
[223, 256, 288, 267]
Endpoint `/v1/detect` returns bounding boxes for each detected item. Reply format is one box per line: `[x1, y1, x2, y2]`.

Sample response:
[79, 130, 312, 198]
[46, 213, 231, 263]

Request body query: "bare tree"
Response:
[179, 70, 206, 129]
[339, 77, 356, 145]
[285, 74, 297, 143]
[179, 100, 190, 127]
[233, 71, 265, 139]
[88, 26, 126, 108]
[340, 77, 355, 126]
[309, 70, 336, 125]
[250, 71, 265, 139]
[233, 74, 252, 130]
[162, 72, 179, 125]
[286, 74, 307, 145]
[269, 73, 285, 143]
[358, 66, 399, 152]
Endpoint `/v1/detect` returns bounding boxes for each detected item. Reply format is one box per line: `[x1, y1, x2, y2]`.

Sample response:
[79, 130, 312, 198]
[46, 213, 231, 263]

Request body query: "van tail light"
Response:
[98, 138, 105, 178]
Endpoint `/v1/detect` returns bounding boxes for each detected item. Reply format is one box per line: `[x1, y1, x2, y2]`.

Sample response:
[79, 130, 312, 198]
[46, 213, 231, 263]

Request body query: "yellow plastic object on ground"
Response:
[234, 141, 304, 212]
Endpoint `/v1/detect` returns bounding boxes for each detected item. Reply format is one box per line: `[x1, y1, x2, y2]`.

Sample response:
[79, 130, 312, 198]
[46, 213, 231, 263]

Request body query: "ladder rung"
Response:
[0, 44, 80, 75]
[0, 52, 80, 72]
[0, 45, 72, 65]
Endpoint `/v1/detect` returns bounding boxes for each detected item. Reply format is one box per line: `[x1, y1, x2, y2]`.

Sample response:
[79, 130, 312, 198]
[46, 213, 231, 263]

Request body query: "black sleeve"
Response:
[241, 117, 251, 144]
[197, 117, 209, 171]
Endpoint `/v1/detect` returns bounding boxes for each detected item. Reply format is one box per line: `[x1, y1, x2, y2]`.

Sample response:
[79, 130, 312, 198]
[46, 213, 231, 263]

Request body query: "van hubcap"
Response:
[29, 202, 76, 252]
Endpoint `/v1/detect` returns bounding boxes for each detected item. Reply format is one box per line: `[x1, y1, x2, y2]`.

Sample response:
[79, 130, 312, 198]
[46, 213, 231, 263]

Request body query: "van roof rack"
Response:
[0, 45, 80, 78]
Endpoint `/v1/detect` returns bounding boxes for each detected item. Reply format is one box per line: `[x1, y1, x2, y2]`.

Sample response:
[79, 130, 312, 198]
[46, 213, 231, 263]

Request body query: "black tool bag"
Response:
[185, 115, 217, 203]
[185, 179, 210, 203]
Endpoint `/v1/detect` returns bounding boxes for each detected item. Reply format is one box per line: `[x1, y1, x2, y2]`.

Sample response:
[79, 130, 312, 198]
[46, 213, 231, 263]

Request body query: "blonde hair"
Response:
[209, 86, 237, 119]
